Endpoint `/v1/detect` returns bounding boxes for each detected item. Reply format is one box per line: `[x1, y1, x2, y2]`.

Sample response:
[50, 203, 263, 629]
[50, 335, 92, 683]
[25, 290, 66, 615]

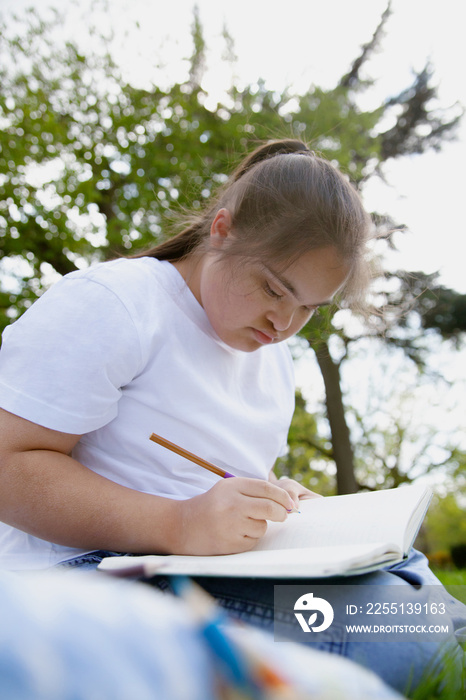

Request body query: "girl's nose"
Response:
[267, 306, 295, 332]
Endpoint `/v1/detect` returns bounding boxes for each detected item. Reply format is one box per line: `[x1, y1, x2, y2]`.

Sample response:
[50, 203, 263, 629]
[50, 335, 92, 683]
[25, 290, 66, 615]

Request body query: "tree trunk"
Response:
[314, 340, 358, 494]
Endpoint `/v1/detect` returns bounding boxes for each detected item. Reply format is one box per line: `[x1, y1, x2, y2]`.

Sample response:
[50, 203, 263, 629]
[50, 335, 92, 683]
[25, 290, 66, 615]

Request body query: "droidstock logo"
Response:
[294, 592, 334, 633]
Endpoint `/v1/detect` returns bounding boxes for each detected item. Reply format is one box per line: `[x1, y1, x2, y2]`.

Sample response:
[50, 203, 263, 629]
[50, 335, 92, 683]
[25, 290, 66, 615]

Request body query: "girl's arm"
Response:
[0, 409, 295, 557]
[0, 408, 181, 554]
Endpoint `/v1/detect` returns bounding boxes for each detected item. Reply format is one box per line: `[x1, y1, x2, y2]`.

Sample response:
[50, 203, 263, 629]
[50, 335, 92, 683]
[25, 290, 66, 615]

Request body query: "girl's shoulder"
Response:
[66, 257, 171, 295]
[63, 257, 181, 318]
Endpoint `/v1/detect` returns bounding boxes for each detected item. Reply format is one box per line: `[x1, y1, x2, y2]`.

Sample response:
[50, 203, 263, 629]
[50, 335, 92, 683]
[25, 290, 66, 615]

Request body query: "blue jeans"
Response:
[60, 549, 466, 695]
[57, 550, 125, 570]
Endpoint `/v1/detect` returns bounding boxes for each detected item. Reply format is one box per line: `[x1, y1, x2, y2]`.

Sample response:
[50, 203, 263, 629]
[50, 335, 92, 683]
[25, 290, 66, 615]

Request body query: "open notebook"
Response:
[98, 483, 432, 579]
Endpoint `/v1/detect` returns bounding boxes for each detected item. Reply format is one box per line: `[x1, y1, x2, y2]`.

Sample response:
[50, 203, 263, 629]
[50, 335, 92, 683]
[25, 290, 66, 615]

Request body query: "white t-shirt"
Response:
[0, 258, 295, 569]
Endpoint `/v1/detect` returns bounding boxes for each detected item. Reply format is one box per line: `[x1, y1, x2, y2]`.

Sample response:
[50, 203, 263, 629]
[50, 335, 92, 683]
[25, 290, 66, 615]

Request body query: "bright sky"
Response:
[2, 0, 465, 292]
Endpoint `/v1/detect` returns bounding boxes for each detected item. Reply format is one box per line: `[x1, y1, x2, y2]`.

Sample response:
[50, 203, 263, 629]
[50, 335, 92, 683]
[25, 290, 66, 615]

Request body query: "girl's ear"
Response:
[210, 208, 232, 248]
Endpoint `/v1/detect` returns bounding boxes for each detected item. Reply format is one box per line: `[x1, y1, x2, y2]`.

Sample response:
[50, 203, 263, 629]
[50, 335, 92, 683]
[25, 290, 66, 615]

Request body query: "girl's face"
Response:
[198, 247, 348, 352]
[175, 210, 350, 352]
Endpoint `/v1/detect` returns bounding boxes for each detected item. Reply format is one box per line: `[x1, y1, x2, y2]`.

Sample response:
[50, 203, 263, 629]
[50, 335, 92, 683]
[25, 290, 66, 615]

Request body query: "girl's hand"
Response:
[273, 475, 323, 509]
[173, 477, 296, 556]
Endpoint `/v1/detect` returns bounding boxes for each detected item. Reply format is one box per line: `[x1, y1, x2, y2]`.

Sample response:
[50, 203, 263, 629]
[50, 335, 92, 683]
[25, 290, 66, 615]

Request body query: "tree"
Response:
[285, 270, 466, 494]
[0, 3, 462, 493]
[386, 270, 466, 342]
[348, 333, 466, 490]
[293, 3, 463, 493]
[275, 389, 335, 496]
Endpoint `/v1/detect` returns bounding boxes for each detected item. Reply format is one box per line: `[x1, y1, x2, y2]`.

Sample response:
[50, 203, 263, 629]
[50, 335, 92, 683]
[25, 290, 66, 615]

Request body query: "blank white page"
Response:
[254, 484, 429, 553]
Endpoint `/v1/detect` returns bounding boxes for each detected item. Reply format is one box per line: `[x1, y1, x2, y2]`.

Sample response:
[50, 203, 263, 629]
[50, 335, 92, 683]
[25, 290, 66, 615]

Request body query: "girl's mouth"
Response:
[252, 328, 277, 344]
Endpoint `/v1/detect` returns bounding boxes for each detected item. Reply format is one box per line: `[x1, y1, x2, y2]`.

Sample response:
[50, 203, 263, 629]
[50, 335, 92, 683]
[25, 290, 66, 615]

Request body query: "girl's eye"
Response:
[264, 283, 283, 300]
[304, 306, 320, 315]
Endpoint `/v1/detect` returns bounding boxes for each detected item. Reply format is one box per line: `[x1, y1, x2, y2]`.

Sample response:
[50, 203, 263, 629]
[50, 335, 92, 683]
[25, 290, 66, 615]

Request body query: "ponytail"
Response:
[133, 221, 205, 262]
[230, 139, 313, 182]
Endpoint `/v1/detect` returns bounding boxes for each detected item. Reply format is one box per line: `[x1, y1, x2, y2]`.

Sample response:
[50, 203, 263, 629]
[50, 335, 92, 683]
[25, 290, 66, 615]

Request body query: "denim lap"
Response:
[57, 550, 124, 571]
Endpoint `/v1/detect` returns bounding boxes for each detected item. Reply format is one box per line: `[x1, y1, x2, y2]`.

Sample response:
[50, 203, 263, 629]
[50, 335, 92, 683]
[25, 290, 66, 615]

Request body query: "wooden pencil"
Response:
[149, 432, 300, 513]
[149, 433, 235, 478]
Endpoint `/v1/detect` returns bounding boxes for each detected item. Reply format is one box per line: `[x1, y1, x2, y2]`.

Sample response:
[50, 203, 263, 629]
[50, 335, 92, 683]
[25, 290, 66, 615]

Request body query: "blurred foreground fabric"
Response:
[0, 569, 404, 700]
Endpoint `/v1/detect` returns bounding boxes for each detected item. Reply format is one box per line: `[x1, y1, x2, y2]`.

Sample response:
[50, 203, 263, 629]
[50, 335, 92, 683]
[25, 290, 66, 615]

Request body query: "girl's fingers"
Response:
[243, 517, 268, 540]
[247, 497, 289, 523]
[235, 477, 296, 510]
[277, 477, 323, 504]
[208, 477, 291, 525]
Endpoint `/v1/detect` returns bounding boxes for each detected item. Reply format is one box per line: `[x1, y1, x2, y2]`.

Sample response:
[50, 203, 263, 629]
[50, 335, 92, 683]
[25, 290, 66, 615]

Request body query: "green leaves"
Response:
[1, 5, 458, 339]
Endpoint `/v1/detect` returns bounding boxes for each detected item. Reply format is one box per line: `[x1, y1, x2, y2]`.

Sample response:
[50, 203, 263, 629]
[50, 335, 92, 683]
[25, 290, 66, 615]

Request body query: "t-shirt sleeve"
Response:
[0, 276, 144, 434]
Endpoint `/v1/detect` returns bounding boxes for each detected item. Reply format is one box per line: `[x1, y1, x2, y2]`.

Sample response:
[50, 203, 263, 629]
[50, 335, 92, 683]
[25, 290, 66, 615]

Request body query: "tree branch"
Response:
[339, 1, 392, 89]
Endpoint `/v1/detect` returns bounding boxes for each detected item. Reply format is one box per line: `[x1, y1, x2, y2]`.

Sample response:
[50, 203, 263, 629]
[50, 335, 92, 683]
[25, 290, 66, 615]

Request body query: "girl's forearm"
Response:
[0, 448, 181, 554]
[0, 412, 295, 558]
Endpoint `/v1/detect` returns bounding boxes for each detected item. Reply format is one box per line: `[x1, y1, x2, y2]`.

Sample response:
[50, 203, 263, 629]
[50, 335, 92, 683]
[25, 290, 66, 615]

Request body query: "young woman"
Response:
[0, 139, 464, 693]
